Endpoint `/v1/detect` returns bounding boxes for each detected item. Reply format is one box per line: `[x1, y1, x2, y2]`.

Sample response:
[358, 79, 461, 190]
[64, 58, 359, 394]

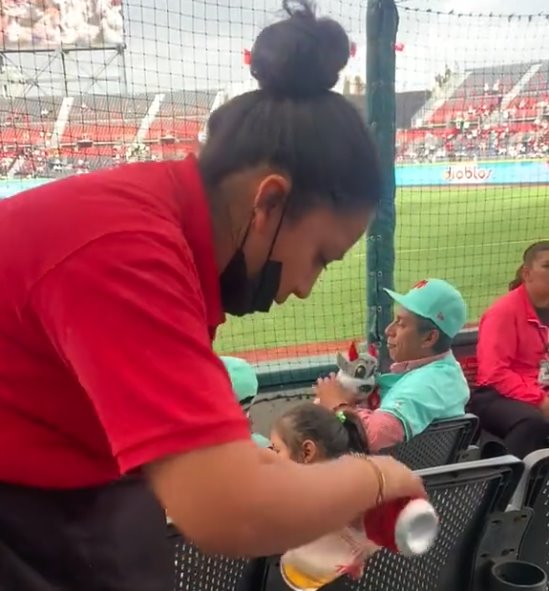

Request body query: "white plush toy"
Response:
[335, 341, 379, 407]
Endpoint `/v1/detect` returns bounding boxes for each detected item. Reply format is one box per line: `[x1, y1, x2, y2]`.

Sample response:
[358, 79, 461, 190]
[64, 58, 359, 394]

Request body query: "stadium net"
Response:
[0, 1, 547, 365]
[395, 6, 549, 323]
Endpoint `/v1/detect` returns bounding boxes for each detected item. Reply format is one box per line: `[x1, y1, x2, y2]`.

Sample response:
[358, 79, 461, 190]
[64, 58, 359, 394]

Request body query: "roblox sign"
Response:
[443, 164, 493, 183]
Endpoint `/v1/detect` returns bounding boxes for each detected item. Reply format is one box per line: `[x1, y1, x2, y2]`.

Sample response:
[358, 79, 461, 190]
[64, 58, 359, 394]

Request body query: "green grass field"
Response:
[215, 184, 549, 355]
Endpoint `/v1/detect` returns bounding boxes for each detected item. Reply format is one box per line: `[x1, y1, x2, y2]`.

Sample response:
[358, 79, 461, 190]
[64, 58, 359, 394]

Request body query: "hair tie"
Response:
[336, 410, 346, 424]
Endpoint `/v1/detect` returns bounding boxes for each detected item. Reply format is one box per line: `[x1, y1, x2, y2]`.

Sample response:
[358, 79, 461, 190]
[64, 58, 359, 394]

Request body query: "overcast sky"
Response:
[5, 0, 549, 96]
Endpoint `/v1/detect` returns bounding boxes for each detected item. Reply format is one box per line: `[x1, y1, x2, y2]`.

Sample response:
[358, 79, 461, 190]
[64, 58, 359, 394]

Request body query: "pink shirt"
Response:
[476, 284, 549, 406]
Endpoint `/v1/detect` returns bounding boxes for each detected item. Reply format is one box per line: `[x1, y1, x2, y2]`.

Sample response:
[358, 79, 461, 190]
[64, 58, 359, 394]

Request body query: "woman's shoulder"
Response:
[481, 286, 524, 322]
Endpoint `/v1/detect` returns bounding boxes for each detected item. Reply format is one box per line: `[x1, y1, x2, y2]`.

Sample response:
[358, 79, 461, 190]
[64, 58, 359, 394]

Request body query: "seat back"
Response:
[510, 449, 549, 574]
[264, 456, 523, 591]
[169, 525, 249, 591]
[386, 414, 479, 469]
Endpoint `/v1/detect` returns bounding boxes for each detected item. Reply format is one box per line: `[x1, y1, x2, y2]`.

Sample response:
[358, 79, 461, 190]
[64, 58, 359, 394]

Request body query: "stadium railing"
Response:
[509, 449, 549, 576]
[253, 328, 480, 393]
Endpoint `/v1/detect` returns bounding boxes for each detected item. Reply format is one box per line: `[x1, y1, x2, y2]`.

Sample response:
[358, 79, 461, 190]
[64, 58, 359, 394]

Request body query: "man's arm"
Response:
[353, 408, 405, 452]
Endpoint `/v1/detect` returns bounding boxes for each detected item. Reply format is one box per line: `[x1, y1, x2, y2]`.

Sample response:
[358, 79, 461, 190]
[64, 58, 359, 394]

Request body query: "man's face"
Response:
[385, 306, 436, 363]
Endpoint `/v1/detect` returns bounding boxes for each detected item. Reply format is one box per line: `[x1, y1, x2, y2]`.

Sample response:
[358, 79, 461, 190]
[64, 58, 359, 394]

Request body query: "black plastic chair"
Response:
[263, 456, 523, 591]
[509, 449, 549, 576]
[169, 524, 252, 591]
[386, 414, 479, 469]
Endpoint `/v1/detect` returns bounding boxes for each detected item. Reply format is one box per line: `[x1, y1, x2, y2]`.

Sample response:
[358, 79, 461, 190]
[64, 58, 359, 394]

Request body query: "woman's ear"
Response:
[301, 439, 318, 464]
[251, 174, 291, 231]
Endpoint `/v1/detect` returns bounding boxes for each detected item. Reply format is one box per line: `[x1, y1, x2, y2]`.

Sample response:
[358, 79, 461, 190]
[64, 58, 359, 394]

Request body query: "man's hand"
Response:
[314, 373, 357, 410]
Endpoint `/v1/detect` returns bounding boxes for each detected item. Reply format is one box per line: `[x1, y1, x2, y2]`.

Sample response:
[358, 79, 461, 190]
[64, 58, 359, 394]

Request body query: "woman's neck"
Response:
[527, 289, 549, 310]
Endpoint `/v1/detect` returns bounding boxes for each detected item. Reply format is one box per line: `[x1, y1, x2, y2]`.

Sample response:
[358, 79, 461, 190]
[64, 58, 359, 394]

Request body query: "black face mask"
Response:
[220, 214, 284, 317]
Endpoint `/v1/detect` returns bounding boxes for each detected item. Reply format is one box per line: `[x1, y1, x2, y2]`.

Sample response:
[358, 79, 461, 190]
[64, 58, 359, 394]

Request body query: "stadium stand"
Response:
[1, 60, 545, 180]
[399, 60, 548, 163]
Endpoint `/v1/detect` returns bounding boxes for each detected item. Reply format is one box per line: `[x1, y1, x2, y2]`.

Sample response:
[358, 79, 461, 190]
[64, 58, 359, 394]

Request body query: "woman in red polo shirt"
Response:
[472, 241, 549, 458]
[0, 1, 424, 589]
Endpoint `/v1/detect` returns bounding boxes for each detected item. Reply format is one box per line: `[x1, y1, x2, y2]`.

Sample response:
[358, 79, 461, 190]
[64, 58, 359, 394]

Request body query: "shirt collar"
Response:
[390, 351, 450, 374]
[173, 155, 225, 334]
[517, 284, 542, 325]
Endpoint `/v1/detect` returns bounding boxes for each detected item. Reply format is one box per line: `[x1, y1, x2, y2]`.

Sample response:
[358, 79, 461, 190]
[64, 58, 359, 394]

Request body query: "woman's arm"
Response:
[146, 441, 425, 557]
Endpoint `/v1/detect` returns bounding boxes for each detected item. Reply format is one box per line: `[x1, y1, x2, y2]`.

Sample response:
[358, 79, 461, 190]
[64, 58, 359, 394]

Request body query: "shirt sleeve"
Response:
[378, 378, 450, 440]
[354, 407, 405, 452]
[477, 307, 545, 406]
[29, 231, 251, 474]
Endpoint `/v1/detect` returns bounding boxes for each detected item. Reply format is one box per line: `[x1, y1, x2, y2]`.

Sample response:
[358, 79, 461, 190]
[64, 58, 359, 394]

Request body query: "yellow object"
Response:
[280, 561, 337, 591]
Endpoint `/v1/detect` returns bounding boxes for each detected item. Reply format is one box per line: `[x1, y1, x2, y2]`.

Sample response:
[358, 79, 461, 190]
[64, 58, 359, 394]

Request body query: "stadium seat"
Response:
[509, 449, 549, 575]
[169, 525, 252, 591]
[384, 413, 479, 469]
[167, 457, 523, 591]
[261, 456, 523, 591]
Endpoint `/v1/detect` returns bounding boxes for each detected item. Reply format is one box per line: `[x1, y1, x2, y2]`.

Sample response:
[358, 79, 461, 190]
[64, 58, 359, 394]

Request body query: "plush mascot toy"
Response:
[335, 341, 381, 410]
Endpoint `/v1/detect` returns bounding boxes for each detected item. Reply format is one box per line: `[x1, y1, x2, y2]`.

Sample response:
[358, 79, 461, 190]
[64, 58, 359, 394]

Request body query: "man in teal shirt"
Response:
[316, 278, 470, 450]
[377, 278, 470, 441]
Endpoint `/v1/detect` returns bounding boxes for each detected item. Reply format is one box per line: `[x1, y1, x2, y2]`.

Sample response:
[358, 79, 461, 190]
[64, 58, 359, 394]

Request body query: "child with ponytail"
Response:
[270, 402, 369, 462]
[270, 402, 438, 590]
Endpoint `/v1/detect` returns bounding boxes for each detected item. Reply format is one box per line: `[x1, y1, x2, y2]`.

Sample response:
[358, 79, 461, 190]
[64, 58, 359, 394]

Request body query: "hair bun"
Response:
[250, 0, 350, 98]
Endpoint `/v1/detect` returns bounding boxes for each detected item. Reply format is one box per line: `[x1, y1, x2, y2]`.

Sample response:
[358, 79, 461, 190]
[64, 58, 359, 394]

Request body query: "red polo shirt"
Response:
[476, 284, 549, 406]
[0, 156, 250, 489]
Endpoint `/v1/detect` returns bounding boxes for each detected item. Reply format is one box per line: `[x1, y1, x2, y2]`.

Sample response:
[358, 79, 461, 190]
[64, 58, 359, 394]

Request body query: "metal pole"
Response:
[365, 0, 398, 369]
[60, 51, 69, 97]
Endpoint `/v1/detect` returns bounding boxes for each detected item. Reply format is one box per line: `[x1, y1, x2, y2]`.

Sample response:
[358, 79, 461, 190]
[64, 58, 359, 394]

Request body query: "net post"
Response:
[365, 0, 398, 368]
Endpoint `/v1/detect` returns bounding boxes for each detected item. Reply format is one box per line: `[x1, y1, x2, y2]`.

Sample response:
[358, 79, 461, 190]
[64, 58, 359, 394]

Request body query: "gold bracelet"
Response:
[350, 452, 386, 506]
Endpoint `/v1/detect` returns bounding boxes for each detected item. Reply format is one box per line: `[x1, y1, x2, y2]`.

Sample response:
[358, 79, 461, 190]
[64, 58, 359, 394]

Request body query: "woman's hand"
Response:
[366, 455, 427, 504]
[314, 373, 357, 410]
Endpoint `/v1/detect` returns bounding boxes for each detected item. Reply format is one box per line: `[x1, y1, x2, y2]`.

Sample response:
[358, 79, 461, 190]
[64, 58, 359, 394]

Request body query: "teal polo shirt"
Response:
[377, 352, 469, 440]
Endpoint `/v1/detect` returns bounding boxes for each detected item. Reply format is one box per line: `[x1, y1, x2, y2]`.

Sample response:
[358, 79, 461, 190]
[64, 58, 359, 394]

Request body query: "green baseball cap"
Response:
[221, 356, 270, 448]
[384, 278, 467, 338]
[220, 356, 259, 404]
[252, 433, 272, 448]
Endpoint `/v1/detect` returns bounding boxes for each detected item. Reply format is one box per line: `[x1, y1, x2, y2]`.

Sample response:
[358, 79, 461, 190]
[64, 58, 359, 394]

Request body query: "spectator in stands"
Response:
[0, 2, 425, 589]
[315, 279, 469, 452]
[221, 355, 271, 448]
[271, 402, 369, 461]
[471, 241, 549, 458]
